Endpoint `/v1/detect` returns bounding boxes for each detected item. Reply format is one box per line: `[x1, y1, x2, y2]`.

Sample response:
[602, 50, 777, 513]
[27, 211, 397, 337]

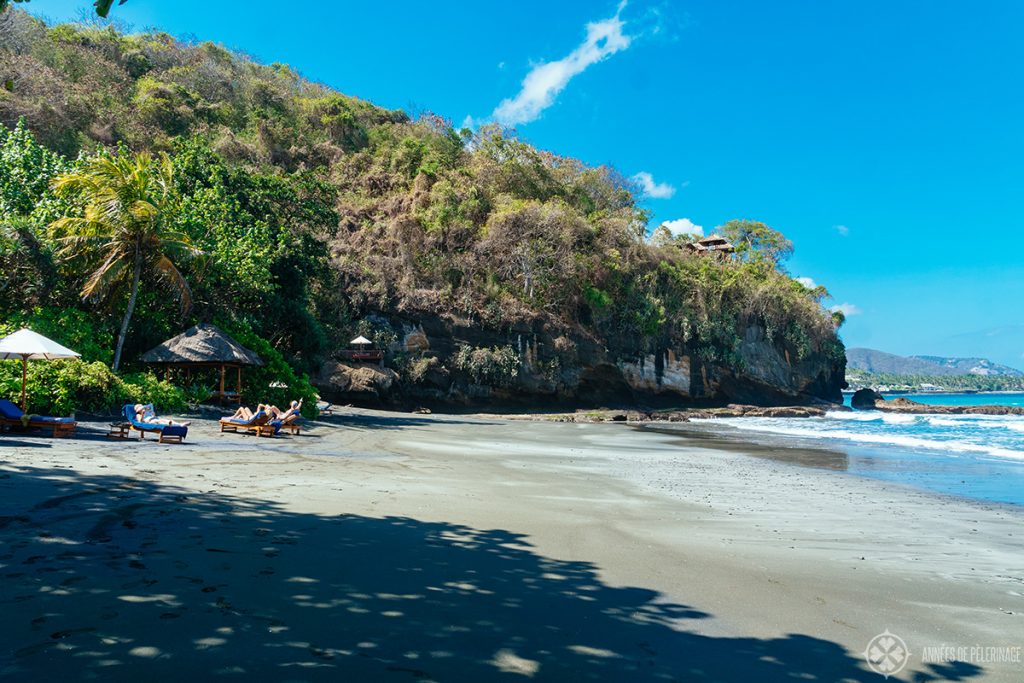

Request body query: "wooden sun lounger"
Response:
[219, 411, 276, 437]
[278, 413, 301, 435]
[0, 399, 77, 438]
[0, 416, 77, 438]
[124, 405, 188, 443]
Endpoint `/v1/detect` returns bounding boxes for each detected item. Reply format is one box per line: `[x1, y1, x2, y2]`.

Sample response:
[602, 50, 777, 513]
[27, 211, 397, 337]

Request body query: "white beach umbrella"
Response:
[0, 328, 81, 410]
[350, 335, 372, 347]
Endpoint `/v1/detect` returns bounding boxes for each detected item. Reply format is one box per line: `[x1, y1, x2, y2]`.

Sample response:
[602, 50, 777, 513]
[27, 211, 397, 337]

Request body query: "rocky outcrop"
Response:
[870, 396, 1024, 416]
[505, 403, 834, 423]
[620, 352, 691, 397]
[314, 314, 847, 409]
[317, 361, 400, 403]
[713, 326, 846, 405]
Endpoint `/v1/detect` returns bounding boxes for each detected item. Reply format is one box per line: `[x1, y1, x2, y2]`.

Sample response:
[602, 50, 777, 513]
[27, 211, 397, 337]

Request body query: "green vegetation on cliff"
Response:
[0, 11, 844, 412]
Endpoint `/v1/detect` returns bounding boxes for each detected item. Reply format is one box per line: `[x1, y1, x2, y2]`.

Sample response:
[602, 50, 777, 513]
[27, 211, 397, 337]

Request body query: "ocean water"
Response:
[695, 393, 1024, 506]
[843, 392, 1024, 409]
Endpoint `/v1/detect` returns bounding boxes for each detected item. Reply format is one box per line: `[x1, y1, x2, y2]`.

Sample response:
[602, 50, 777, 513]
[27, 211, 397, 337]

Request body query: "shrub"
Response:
[453, 345, 519, 387]
[0, 359, 185, 416]
[405, 356, 440, 384]
[219, 323, 320, 418]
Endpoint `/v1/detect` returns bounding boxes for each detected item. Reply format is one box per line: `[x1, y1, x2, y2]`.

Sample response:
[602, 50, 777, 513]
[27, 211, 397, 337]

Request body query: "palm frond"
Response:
[82, 253, 130, 300]
[154, 255, 193, 314]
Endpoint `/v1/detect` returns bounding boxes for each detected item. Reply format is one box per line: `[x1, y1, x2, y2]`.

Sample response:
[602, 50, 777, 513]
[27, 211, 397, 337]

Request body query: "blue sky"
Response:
[29, 0, 1024, 368]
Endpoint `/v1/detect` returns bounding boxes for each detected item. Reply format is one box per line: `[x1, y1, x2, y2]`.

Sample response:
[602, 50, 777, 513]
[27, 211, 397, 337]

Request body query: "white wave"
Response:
[925, 418, 961, 427]
[882, 414, 917, 425]
[825, 411, 885, 421]
[697, 418, 1024, 461]
[923, 416, 1024, 432]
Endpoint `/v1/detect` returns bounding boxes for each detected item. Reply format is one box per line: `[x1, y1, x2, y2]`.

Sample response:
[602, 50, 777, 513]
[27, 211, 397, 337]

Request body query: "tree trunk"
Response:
[112, 247, 143, 372]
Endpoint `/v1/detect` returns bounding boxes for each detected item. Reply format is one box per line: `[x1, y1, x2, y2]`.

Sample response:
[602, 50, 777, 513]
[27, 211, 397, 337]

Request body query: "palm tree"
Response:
[50, 152, 198, 371]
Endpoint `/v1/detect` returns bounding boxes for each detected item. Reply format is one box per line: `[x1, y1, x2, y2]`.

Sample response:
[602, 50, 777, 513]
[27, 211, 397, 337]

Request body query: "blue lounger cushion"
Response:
[123, 404, 188, 438]
[161, 424, 188, 438]
[0, 399, 24, 420]
[0, 398, 74, 423]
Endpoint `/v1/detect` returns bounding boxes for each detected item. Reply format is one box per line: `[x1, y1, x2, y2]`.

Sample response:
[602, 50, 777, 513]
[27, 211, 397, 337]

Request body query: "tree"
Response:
[50, 152, 198, 370]
[717, 219, 794, 266]
[0, 1, 126, 17]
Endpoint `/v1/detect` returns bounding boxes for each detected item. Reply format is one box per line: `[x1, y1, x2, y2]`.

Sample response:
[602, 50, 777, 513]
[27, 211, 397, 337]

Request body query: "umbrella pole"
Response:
[21, 356, 27, 412]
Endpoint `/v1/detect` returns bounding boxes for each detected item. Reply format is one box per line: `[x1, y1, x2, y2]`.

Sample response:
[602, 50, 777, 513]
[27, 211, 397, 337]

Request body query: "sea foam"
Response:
[697, 413, 1024, 462]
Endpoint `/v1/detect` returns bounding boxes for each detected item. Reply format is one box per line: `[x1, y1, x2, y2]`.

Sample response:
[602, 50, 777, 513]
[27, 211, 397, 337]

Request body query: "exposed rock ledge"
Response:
[506, 403, 839, 424]
[853, 390, 1024, 416]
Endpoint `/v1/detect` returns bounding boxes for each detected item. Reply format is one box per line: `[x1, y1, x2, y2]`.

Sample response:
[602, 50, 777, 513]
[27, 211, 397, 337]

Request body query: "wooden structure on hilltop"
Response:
[685, 235, 736, 257]
[140, 324, 263, 404]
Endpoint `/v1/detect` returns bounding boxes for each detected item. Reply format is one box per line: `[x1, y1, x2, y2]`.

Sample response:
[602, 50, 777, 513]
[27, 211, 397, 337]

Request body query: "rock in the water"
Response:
[874, 397, 1024, 416]
[851, 388, 883, 410]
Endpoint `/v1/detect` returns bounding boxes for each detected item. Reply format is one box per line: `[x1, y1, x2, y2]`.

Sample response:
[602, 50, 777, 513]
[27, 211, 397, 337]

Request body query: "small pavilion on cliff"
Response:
[685, 235, 736, 256]
[140, 324, 263, 404]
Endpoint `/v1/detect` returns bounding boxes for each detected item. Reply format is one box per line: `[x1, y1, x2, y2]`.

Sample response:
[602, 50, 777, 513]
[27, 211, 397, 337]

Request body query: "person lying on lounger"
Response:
[266, 399, 302, 420]
[134, 404, 191, 426]
[229, 406, 252, 420]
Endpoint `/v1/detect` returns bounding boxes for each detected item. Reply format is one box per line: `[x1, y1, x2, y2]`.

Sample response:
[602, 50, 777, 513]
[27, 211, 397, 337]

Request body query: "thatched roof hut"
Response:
[685, 234, 736, 255]
[140, 324, 262, 403]
[141, 324, 262, 367]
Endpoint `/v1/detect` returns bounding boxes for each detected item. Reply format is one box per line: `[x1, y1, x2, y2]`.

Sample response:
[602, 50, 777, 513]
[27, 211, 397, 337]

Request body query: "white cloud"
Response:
[632, 171, 676, 199]
[834, 224, 850, 236]
[795, 276, 818, 289]
[492, 2, 633, 126]
[830, 303, 862, 316]
[662, 218, 703, 237]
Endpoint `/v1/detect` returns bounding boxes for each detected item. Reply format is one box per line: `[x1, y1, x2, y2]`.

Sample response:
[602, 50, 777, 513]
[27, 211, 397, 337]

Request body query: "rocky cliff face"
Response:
[315, 313, 846, 408]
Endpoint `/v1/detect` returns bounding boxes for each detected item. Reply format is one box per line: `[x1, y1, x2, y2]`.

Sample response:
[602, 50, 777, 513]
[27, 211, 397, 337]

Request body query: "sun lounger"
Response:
[278, 413, 302, 435]
[123, 404, 188, 444]
[0, 399, 77, 438]
[316, 401, 334, 416]
[219, 409, 276, 437]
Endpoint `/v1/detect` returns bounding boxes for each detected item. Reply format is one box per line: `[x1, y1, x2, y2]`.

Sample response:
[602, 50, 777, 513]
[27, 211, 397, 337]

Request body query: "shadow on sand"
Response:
[0, 465, 983, 682]
[317, 412, 498, 432]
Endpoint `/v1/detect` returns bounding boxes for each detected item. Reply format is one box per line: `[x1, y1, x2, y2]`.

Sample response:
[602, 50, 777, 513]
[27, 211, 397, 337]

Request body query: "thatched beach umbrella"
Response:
[0, 328, 81, 411]
[140, 324, 262, 403]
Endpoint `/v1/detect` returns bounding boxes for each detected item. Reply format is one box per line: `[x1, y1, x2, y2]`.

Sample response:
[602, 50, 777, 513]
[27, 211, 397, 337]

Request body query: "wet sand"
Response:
[1, 409, 1021, 681]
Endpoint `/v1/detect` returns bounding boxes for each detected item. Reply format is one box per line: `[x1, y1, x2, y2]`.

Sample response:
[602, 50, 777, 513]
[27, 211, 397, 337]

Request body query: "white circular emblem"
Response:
[863, 629, 910, 678]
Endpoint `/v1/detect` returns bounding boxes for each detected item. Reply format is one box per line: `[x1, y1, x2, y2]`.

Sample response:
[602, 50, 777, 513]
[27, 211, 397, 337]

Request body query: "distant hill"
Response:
[847, 348, 1023, 376]
[913, 355, 1024, 376]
